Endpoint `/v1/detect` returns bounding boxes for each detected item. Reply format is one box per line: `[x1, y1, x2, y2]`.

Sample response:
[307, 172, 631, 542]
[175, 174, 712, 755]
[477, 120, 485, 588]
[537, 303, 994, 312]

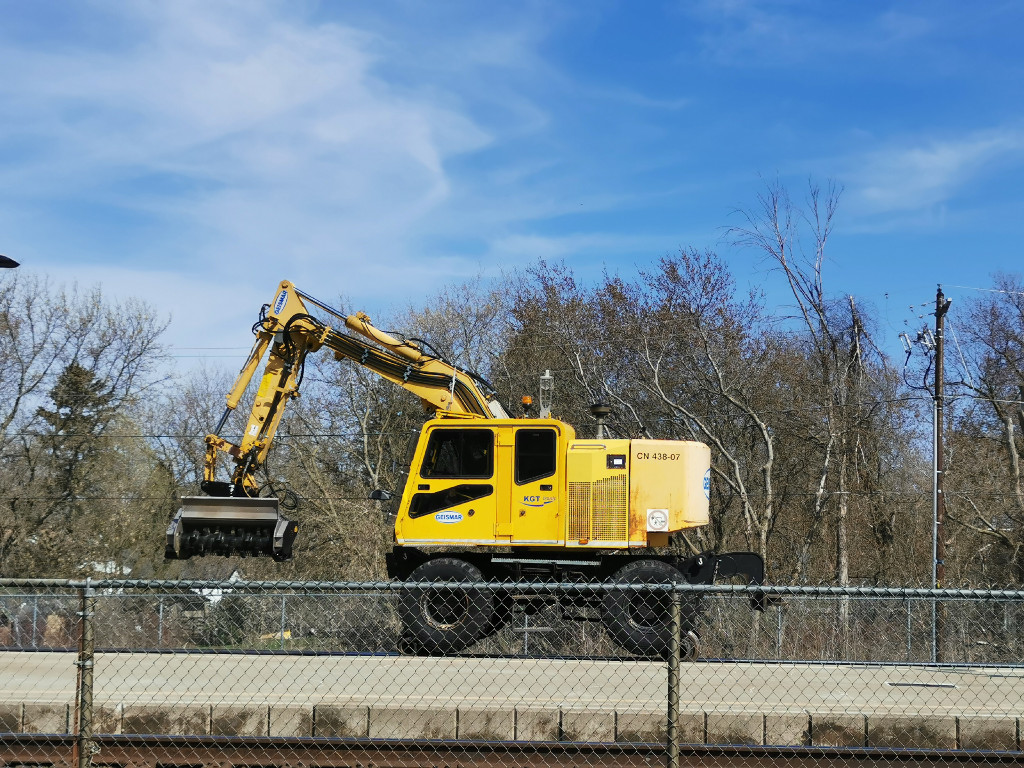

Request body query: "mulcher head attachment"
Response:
[165, 496, 299, 561]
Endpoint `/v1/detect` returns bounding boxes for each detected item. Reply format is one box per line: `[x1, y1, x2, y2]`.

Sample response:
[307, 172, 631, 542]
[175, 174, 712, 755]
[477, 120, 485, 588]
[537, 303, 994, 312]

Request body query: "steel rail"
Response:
[2, 733, 1022, 768]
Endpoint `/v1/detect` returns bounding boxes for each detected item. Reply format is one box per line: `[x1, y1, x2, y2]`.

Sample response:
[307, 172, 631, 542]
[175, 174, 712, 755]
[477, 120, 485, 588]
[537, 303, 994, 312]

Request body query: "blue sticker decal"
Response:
[273, 289, 288, 315]
[703, 469, 711, 500]
[434, 511, 463, 524]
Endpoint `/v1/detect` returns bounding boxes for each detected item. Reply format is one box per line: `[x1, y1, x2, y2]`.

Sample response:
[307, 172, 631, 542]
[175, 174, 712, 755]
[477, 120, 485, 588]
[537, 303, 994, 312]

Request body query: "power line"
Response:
[0, 490, 1019, 503]
[0, 389, 1020, 442]
[948, 284, 1024, 296]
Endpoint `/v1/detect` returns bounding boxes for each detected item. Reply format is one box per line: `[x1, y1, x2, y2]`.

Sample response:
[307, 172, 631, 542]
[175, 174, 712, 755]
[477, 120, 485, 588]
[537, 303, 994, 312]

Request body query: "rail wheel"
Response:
[601, 559, 700, 657]
[399, 557, 493, 654]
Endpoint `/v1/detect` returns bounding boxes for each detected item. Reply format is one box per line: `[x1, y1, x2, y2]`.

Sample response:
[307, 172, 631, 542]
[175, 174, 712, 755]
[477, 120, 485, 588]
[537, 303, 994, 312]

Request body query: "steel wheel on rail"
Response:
[601, 559, 700, 658]
[399, 557, 494, 654]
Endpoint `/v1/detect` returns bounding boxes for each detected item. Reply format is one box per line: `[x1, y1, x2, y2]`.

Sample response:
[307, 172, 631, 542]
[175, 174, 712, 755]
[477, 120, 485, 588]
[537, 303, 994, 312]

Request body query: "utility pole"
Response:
[933, 285, 951, 663]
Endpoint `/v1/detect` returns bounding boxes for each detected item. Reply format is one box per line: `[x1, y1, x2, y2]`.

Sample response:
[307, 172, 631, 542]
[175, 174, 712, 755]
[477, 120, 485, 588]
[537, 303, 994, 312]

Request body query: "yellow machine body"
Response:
[168, 278, 767, 661]
[176, 278, 717, 564]
[394, 419, 711, 549]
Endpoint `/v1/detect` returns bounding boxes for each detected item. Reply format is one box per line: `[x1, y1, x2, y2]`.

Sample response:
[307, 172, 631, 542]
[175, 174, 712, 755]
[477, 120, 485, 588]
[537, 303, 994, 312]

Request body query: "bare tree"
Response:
[945, 273, 1024, 585]
[726, 179, 923, 658]
[502, 262, 637, 436]
[0, 272, 168, 576]
[730, 181, 877, 583]
[613, 250, 780, 560]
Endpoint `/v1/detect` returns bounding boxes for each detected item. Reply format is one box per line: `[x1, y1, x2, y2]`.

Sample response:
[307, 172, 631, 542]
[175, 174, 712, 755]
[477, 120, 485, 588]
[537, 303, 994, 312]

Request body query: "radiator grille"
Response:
[591, 475, 628, 541]
[566, 476, 627, 541]
[567, 482, 591, 540]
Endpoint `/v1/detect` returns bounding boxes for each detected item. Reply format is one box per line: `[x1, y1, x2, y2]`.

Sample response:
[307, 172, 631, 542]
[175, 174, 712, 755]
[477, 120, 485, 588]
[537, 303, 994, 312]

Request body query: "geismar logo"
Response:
[273, 289, 288, 315]
[434, 511, 463, 524]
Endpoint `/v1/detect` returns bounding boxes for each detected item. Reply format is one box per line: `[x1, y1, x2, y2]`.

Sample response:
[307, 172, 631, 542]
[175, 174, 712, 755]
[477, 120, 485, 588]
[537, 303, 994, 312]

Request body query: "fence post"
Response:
[667, 590, 681, 768]
[906, 597, 913, 662]
[157, 596, 164, 649]
[280, 595, 287, 651]
[73, 579, 95, 768]
[32, 596, 39, 648]
[10, 598, 22, 646]
[776, 603, 783, 659]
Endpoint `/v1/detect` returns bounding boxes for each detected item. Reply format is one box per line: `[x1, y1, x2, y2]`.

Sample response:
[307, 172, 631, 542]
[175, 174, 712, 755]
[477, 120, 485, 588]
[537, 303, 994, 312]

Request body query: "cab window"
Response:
[410, 484, 493, 518]
[420, 429, 494, 478]
[515, 428, 557, 485]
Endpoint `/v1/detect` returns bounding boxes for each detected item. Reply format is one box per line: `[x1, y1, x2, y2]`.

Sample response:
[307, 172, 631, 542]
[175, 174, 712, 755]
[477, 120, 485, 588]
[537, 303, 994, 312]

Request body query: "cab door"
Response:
[510, 426, 562, 545]
[397, 425, 497, 544]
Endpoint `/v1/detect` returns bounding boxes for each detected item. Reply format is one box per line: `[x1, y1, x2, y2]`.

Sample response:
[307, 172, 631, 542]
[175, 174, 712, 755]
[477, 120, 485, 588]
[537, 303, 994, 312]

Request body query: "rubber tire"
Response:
[477, 587, 514, 641]
[601, 559, 699, 657]
[399, 558, 493, 654]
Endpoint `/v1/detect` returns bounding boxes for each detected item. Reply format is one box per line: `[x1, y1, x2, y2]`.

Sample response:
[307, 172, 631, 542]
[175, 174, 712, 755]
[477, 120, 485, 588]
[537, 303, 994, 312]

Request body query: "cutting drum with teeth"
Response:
[165, 497, 298, 561]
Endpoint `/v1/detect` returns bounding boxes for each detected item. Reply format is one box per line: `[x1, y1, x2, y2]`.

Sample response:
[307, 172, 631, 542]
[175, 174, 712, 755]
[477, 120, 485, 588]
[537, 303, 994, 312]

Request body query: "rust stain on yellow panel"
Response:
[629, 439, 710, 544]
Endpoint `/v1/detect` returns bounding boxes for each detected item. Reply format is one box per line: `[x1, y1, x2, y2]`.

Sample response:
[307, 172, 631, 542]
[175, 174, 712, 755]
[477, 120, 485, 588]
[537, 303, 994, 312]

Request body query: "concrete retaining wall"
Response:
[1, 702, 1019, 749]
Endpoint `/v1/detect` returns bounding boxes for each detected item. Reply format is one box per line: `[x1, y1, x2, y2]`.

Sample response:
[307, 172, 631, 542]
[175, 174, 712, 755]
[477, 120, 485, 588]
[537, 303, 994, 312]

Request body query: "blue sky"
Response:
[1, 0, 1022, 363]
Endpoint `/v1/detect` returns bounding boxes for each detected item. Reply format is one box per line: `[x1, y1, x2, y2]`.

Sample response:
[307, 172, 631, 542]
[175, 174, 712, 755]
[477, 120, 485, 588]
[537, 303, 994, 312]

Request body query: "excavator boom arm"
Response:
[214, 281, 504, 481]
[169, 280, 509, 561]
[167, 280, 507, 560]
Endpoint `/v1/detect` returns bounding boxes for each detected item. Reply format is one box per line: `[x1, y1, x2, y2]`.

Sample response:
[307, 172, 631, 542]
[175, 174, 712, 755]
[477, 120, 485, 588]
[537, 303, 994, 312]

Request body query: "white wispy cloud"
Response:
[0, 2, 548, 257]
[845, 128, 1024, 218]
[680, 0, 938, 66]
[0, 0, 558, 355]
[485, 232, 675, 268]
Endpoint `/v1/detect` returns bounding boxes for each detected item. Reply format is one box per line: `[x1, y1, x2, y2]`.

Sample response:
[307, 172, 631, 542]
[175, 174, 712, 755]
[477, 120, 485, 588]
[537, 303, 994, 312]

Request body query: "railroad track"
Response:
[3, 733, 1021, 768]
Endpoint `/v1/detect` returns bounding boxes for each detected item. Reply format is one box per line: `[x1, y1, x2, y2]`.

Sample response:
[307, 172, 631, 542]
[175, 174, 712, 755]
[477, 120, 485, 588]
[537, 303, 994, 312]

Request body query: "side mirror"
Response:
[370, 489, 393, 501]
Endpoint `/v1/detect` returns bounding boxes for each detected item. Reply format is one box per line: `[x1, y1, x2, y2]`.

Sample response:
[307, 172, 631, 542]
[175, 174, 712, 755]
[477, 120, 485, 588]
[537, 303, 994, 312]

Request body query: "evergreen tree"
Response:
[36, 361, 117, 511]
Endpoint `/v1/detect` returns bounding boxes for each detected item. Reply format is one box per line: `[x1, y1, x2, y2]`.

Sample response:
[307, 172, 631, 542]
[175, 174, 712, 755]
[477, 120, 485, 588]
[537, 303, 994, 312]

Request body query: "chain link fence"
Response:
[1, 578, 1023, 767]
